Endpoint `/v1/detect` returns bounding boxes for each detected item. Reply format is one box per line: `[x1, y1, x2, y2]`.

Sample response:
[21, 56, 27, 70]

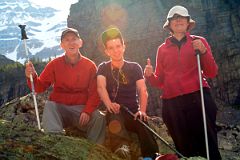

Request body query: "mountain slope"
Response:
[0, 54, 15, 68]
[0, 0, 66, 63]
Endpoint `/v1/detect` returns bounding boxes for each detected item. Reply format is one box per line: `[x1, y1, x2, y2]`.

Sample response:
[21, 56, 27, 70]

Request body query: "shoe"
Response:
[155, 154, 179, 160]
[114, 145, 131, 159]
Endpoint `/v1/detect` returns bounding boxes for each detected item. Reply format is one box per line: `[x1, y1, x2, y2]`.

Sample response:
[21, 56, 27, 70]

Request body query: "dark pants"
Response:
[107, 107, 159, 158]
[162, 88, 221, 160]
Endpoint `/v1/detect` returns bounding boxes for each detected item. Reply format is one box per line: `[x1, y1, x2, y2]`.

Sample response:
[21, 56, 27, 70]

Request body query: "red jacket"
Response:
[147, 32, 218, 99]
[27, 55, 100, 114]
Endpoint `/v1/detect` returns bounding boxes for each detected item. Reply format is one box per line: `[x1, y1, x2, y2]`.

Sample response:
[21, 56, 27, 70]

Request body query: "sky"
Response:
[28, 0, 78, 19]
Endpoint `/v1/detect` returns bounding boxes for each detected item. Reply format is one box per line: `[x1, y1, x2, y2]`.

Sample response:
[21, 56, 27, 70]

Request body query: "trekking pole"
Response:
[19, 25, 41, 130]
[196, 49, 210, 160]
[121, 106, 185, 158]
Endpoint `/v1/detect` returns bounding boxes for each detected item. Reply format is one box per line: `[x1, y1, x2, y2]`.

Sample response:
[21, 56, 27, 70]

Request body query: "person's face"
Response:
[169, 14, 190, 34]
[104, 38, 125, 62]
[60, 32, 82, 56]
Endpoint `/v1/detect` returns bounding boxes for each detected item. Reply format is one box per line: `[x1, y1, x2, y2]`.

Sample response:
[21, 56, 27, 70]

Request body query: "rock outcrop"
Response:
[0, 93, 122, 160]
[0, 91, 239, 159]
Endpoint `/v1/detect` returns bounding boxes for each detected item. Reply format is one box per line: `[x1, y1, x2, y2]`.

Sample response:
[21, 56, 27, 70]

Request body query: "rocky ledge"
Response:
[0, 93, 239, 160]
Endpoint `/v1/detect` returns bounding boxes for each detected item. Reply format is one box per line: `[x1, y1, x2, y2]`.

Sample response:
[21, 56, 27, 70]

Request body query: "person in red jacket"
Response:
[144, 5, 221, 160]
[25, 27, 106, 144]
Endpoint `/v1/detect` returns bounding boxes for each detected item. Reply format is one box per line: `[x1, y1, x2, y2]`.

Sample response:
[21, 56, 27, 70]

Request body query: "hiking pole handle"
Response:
[121, 106, 185, 158]
[19, 25, 29, 58]
[195, 49, 201, 56]
[18, 25, 41, 130]
[19, 24, 29, 40]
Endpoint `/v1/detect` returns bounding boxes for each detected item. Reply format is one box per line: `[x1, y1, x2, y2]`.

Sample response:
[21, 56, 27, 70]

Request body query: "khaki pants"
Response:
[42, 101, 106, 144]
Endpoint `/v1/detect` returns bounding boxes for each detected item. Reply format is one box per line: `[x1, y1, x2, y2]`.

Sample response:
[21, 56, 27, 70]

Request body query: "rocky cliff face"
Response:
[0, 55, 47, 107]
[0, 79, 27, 106]
[67, 0, 240, 113]
[0, 55, 28, 106]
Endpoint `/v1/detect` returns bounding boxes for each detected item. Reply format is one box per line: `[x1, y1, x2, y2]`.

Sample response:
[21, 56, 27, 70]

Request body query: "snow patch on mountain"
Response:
[0, 0, 76, 63]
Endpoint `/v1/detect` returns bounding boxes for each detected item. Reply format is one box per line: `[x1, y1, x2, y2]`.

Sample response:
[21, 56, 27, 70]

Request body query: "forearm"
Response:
[97, 75, 120, 114]
[198, 38, 218, 78]
[26, 75, 48, 93]
[138, 89, 148, 113]
[84, 93, 100, 114]
[146, 74, 163, 88]
[135, 87, 149, 122]
[200, 50, 218, 78]
[136, 79, 148, 113]
[97, 87, 112, 108]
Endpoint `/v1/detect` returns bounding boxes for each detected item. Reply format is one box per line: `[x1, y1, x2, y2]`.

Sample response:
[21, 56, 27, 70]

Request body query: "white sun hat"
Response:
[163, 5, 196, 31]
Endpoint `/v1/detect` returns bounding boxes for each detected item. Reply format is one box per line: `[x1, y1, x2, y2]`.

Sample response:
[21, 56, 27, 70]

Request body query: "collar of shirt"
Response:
[64, 53, 81, 66]
[170, 35, 187, 49]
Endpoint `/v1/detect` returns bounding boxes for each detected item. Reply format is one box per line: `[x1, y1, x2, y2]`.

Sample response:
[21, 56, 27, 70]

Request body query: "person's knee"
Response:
[92, 110, 106, 123]
[42, 101, 64, 133]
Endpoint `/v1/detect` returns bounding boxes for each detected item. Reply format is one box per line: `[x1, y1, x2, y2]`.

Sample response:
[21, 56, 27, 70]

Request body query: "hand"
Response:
[192, 39, 207, 54]
[144, 58, 153, 77]
[107, 102, 120, 114]
[25, 61, 36, 78]
[134, 111, 148, 122]
[79, 112, 90, 126]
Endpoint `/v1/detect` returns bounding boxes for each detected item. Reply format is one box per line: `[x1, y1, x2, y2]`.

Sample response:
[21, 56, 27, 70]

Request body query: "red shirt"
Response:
[27, 55, 100, 114]
[147, 32, 218, 99]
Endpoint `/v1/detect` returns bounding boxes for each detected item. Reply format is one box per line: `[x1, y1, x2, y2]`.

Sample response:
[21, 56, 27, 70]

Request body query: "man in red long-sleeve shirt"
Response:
[25, 28, 106, 144]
